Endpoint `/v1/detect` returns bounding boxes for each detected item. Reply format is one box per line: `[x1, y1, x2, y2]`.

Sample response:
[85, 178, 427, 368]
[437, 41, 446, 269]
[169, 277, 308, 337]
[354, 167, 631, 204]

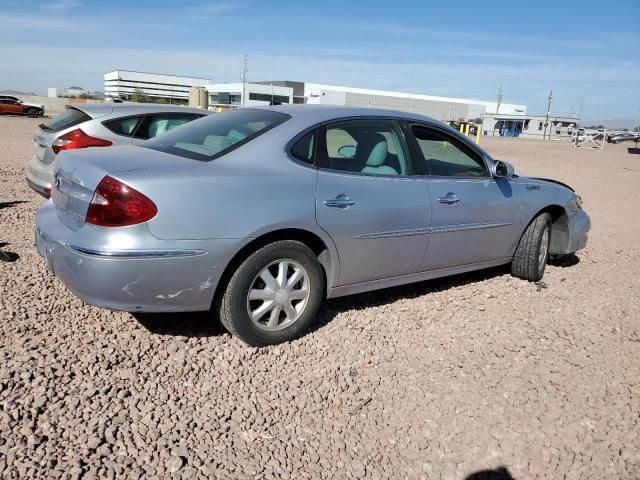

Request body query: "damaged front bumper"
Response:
[35, 201, 239, 312]
[567, 209, 590, 253]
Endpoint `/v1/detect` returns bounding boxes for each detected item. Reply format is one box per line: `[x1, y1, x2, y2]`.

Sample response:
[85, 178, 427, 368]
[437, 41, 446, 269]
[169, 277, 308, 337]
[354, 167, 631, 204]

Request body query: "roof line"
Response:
[104, 70, 211, 81]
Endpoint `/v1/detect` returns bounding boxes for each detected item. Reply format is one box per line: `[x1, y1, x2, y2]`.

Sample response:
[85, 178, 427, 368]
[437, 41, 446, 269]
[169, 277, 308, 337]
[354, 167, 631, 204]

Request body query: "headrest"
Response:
[366, 139, 388, 167]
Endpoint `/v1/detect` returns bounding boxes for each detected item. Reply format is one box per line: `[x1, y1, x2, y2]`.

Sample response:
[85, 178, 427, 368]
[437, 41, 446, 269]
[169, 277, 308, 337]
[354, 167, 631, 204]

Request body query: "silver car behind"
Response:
[26, 103, 208, 197]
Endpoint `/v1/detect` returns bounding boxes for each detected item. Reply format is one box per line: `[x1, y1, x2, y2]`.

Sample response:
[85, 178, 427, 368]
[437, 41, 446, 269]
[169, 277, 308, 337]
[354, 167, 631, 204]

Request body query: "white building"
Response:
[104, 70, 210, 104]
[47, 86, 87, 97]
[303, 83, 527, 121]
[206, 82, 294, 108]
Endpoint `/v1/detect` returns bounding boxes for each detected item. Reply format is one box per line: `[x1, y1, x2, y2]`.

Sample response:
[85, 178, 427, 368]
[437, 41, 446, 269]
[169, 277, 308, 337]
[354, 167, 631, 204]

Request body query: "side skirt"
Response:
[326, 257, 512, 299]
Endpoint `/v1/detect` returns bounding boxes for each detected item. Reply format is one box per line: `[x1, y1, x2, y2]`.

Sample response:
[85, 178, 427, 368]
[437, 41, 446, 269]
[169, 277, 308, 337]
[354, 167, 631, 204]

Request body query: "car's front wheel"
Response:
[27, 108, 40, 118]
[511, 212, 552, 282]
[218, 240, 324, 346]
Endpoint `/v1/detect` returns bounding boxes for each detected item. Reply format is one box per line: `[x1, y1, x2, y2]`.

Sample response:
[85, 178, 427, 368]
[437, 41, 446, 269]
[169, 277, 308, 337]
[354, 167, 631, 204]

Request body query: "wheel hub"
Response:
[274, 289, 289, 305]
[246, 259, 311, 332]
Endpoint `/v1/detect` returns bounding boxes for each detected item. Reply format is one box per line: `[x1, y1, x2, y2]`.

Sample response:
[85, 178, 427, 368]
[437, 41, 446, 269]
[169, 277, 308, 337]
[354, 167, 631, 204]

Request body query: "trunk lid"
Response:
[51, 145, 200, 230]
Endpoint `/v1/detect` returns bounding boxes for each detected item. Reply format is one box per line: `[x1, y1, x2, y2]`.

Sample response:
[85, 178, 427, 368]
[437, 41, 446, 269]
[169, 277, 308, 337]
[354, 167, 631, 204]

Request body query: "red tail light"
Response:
[86, 176, 157, 227]
[51, 128, 112, 154]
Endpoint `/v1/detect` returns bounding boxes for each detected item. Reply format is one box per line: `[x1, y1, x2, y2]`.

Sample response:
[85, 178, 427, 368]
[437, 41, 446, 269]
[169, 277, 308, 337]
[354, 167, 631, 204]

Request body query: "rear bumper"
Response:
[26, 156, 52, 198]
[35, 202, 240, 312]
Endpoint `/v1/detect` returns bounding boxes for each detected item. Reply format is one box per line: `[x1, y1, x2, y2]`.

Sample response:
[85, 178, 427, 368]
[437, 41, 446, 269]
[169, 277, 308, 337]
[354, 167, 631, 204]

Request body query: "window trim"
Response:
[285, 116, 416, 178]
[405, 121, 492, 179]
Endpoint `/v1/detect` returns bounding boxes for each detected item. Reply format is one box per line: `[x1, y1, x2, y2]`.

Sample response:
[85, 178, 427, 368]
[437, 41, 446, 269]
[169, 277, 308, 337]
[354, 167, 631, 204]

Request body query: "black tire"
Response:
[218, 240, 324, 346]
[27, 108, 38, 118]
[511, 213, 552, 282]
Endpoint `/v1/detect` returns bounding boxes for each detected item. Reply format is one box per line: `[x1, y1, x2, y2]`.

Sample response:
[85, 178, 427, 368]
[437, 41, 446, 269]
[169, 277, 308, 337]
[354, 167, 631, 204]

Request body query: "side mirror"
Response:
[337, 145, 356, 158]
[492, 160, 515, 178]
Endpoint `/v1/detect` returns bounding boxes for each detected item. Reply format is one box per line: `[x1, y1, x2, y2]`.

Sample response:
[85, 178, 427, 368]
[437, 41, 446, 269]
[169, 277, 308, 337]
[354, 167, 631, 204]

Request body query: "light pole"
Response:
[542, 90, 553, 141]
[241, 54, 248, 108]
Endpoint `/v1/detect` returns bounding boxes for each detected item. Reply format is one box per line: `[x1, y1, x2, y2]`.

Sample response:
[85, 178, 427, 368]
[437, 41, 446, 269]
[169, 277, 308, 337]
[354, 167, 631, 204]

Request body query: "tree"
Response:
[131, 88, 148, 103]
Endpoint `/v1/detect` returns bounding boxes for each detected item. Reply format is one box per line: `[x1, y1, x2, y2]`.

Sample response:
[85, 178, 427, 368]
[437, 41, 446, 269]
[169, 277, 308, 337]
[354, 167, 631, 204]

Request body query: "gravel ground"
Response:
[1, 116, 639, 479]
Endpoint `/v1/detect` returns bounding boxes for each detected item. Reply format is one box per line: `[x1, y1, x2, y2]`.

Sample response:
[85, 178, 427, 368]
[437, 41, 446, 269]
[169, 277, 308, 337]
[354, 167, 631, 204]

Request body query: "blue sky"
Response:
[1, 0, 638, 120]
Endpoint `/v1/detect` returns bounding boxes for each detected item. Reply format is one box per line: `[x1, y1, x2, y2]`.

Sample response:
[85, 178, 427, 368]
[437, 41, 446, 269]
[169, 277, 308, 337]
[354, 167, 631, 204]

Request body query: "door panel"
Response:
[405, 122, 521, 270]
[314, 118, 431, 286]
[425, 177, 520, 269]
[316, 171, 431, 285]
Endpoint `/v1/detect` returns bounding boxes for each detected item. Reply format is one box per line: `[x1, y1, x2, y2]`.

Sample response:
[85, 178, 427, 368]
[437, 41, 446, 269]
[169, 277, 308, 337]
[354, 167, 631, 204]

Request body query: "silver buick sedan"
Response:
[35, 106, 590, 346]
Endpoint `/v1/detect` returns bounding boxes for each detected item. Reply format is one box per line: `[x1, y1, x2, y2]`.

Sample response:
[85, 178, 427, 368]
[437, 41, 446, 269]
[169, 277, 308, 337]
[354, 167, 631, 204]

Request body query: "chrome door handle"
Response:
[324, 194, 355, 209]
[437, 193, 460, 205]
[526, 184, 540, 191]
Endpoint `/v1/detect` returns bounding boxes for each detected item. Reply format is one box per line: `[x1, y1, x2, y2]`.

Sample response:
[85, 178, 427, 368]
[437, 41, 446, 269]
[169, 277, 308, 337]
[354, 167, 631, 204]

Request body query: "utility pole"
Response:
[241, 54, 248, 108]
[542, 90, 553, 140]
[578, 97, 584, 124]
[496, 84, 503, 114]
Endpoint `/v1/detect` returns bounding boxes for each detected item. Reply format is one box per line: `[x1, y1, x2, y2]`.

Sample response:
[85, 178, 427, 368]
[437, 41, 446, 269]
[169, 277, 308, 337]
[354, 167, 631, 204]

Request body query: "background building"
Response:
[481, 113, 578, 140]
[255, 81, 306, 104]
[47, 86, 91, 98]
[104, 70, 210, 104]
[206, 82, 294, 109]
[303, 83, 526, 121]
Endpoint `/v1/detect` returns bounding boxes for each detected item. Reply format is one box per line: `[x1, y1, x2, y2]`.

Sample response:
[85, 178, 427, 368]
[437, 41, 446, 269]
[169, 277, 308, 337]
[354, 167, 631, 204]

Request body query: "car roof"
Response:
[72, 103, 209, 118]
[246, 104, 441, 125]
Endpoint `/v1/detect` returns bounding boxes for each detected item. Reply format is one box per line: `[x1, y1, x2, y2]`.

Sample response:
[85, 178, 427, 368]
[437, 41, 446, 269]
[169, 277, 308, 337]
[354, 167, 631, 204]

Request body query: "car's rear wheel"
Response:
[218, 240, 323, 346]
[511, 212, 552, 282]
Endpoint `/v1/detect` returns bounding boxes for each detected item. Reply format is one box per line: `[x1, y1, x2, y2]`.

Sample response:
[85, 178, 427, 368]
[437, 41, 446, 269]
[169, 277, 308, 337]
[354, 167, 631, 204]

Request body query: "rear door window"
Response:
[40, 108, 91, 133]
[134, 113, 202, 140]
[318, 119, 411, 176]
[143, 109, 290, 161]
[103, 116, 142, 137]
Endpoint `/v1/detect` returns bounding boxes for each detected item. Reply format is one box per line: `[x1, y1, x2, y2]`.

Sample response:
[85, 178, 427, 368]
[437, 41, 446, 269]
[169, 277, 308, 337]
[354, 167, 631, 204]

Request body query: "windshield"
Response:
[40, 107, 91, 132]
[142, 109, 290, 161]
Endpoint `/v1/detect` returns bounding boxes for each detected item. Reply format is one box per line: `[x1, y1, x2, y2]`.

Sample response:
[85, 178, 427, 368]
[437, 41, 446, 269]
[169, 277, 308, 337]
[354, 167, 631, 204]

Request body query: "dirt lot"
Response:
[1, 116, 639, 479]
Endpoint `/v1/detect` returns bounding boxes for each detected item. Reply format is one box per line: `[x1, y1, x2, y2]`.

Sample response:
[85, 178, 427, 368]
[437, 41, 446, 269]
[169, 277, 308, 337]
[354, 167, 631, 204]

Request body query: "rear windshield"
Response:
[40, 108, 91, 133]
[142, 109, 290, 161]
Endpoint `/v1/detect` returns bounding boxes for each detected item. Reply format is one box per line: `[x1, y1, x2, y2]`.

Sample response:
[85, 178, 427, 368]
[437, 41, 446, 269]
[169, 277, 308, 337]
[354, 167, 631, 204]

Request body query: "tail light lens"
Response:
[86, 176, 157, 227]
[51, 128, 112, 154]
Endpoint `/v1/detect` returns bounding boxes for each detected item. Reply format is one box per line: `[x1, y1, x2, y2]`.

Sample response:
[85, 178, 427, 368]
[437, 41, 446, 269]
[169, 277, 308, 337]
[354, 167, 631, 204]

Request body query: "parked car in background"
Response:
[26, 103, 209, 197]
[0, 95, 45, 117]
[35, 106, 590, 346]
[607, 132, 640, 144]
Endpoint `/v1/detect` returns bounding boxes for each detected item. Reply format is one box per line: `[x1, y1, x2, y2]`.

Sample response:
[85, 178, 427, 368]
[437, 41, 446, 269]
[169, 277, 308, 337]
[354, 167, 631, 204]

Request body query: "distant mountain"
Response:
[0, 89, 38, 96]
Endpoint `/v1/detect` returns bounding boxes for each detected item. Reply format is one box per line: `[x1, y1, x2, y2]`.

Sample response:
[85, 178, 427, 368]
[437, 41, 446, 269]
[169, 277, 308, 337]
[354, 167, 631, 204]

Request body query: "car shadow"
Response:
[465, 466, 514, 480]
[133, 255, 581, 340]
[133, 311, 226, 338]
[309, 265, 511, 334]
[548, 253, 580, 267]
[0, 200, 28, 210]
[628, 147, 640, 155]
[0, 242, 20, 263]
